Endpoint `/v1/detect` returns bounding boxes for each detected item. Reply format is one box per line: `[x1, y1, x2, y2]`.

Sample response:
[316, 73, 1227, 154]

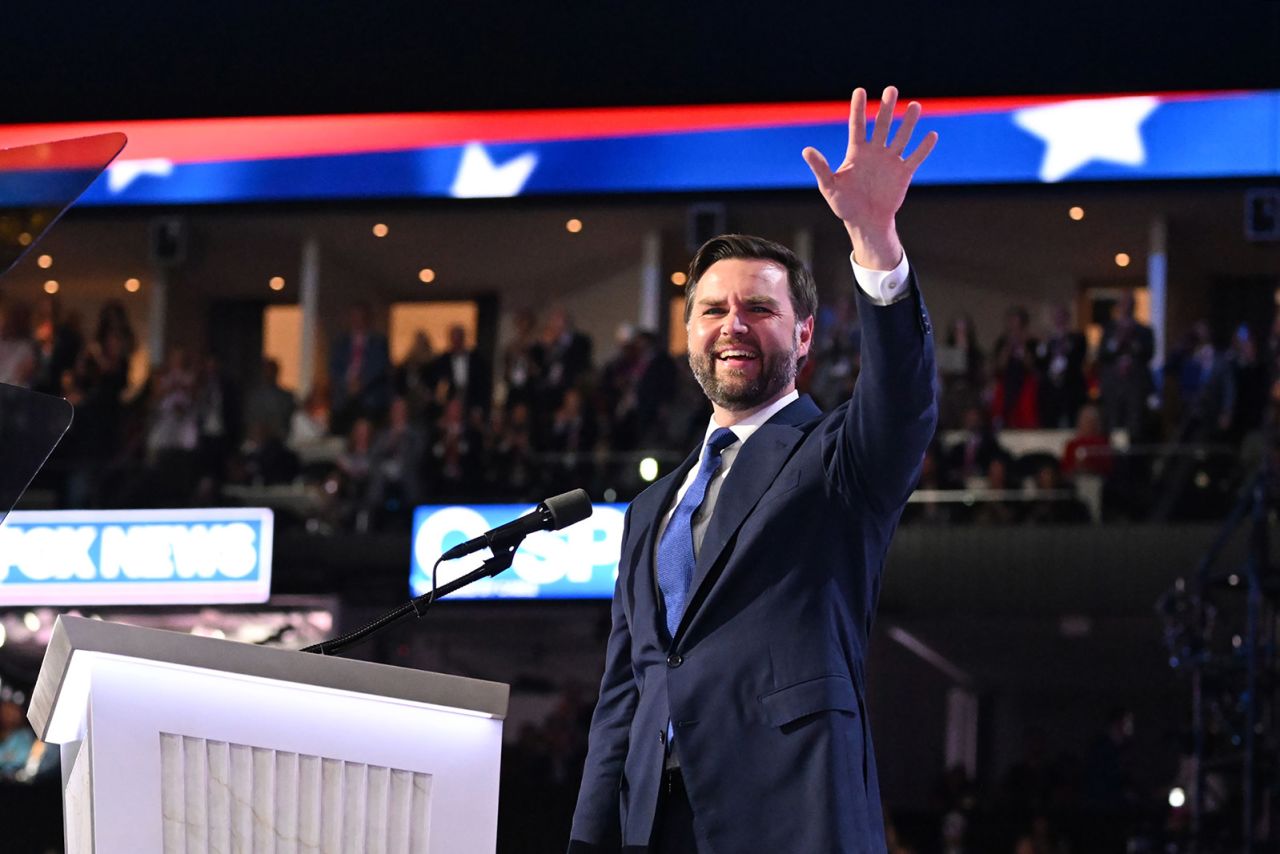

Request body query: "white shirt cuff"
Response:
[850, 252, 911, 306]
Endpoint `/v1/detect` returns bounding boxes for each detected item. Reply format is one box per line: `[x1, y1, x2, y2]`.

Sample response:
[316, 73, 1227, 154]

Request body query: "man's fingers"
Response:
[888, 102, 922, 155]
[845, 88, 867, 161]
[871, 86, 897, 147]
[904, 130, 939, 173]
[802, 146, 834, 191]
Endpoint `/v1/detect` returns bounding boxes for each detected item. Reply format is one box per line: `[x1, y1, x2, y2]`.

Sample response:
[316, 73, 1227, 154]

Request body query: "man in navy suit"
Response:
[568, 86, 939, 853]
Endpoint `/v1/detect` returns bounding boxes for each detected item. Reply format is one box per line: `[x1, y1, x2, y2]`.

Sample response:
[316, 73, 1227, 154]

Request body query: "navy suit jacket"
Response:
[568, 272, 937, 853]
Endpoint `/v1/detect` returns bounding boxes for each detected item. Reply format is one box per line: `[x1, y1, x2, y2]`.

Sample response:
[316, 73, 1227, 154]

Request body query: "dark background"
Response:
[5, 1, 1280, 122]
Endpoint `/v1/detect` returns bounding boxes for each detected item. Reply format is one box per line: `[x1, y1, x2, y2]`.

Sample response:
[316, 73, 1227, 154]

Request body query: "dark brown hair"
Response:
[685, 234, 818, 324]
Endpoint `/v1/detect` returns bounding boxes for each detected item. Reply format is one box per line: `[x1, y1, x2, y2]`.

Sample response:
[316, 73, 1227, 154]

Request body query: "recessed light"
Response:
[1115, 253, 1131, 268]
[269, 276, 285, 291]
[43, 280, 59, 294]
[124, 278, 141, 293]
[419, 268, 436, 283]
[671, 271, 687, 286]
[1068, 206, 1085, 221]
[372, 223, 389, 238]
[566, 218, 583, 234]
[37, 254, 53, 268]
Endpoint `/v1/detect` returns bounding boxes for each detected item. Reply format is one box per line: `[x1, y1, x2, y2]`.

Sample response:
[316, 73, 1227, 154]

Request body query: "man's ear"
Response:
[796, 316, 815, 358]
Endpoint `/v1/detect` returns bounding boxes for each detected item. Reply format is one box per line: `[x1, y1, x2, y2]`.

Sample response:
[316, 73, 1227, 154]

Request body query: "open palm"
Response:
[803, 86, 937, 257]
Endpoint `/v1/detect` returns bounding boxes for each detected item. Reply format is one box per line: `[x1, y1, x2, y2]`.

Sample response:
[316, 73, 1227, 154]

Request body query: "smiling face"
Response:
[686, 258, 813, 422]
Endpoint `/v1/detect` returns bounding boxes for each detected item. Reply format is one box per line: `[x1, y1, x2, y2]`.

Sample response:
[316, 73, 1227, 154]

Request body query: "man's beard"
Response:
[689, 334, 799, 412]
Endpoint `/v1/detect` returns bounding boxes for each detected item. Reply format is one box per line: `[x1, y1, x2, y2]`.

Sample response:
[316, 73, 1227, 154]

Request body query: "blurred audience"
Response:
[5, 291, 1275, 528]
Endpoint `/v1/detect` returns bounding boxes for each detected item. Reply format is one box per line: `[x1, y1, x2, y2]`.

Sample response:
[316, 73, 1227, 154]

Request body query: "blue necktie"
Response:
[657, 427, 738, 639]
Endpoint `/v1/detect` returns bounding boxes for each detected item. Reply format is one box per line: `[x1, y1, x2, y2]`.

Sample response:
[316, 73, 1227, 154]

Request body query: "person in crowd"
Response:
[90, 300, 137, 406]
[946, 404, 1010, 484]
[238, 419, 300, 486]
[938, 313, 985, 429]
[1228, 324, 1268, 443]
[1098, 292, 1154, 440]
[195, 352, 241, 486]
[55, 303, 137, 507]
[808, 291, 862, 411]
[538, 306, 592, 412]
[631, 330, 678, 446]
[546, 386, 598, 494]
[599, 323, 646, 450]
[146, 346, 200, 462]
[429, 397, 484, 500]
[1168, 320, 1236, 442]
[243, 357, 296, 442]
[991, 305, 1039, 429]
[1034, 304, 1087, 428]
[288, 385, 331, 447]
[570, 85, 938, 854]
[366, 396, 427, 530]
[393, 330, 437, 426]
[485, 401, 540, 499]
[1023, 459, 1089, 524]
[328, 301, 391, 434]
[1061, 403, 1114, 479]
[973, 457, 1020, 524]
[432, 324, 492, 417]
[0, 683, 55, 782]
[0, 299, 37, 387]
[502, 309, 545, 411]
[31, 294, 83, 396]
[331, 416, 374, 530]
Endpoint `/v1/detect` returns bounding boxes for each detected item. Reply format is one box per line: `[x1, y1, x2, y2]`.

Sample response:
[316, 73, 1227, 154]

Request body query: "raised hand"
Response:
[802, 86, 937, 270]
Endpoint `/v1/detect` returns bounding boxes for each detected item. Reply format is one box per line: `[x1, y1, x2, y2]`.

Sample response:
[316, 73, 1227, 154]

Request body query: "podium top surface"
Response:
[29, 615, 509, 741]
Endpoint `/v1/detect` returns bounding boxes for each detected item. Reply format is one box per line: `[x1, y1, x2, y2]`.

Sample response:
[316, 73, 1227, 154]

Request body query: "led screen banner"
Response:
[0, 90, 1275, 205]
[0, 508, 273, 606]
[411, 503, 626, 600]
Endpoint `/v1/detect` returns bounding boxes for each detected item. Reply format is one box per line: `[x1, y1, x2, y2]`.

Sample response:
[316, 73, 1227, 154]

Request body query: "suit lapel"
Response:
[676, 396, 821, 641]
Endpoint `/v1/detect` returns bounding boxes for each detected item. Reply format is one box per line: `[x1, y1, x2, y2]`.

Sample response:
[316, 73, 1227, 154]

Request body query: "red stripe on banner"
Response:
[0, 92, 1234, 166]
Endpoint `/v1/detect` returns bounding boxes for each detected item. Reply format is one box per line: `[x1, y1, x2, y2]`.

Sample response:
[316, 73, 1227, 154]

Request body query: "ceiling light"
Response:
[372, 223, 389, 238]
[566, 218, 583, 233]
[37, 254, 53, 268]
[43, 280, 59, 294]
[1115, 252, 1131, 268]
[17, 232, 32, 246]
[671, 271, 688, 286]
[124, 278, 141, 293]
[419, 268, 436, 283]
[269, 276, 285, 291]
[1068, 206, 1085, 221]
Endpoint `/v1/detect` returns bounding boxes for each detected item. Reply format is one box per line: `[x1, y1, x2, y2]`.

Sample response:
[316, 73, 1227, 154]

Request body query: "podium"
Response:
[29, 615, 509, 853]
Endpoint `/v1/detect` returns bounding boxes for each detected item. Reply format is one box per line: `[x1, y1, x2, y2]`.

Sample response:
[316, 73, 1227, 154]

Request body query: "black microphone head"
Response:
[542, 488, 592, 530]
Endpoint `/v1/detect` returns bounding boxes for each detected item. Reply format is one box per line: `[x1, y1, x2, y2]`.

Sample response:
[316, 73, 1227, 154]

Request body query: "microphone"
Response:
[439, 489, 593, 562]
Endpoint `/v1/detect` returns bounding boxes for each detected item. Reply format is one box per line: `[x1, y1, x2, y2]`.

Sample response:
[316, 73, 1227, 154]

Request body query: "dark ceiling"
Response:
[5, 2, 1280, 123]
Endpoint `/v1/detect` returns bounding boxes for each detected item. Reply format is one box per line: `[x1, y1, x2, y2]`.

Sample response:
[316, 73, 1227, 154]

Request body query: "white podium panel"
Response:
[31, 616, 508, 854]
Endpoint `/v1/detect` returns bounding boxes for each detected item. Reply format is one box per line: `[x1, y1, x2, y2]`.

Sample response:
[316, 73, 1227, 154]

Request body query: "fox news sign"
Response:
[0, 508, 273, 606]
[411, 503, 626, 599]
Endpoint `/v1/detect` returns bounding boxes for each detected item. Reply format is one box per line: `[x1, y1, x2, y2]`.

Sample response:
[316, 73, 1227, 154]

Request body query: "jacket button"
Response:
[667, 653, 683, 668]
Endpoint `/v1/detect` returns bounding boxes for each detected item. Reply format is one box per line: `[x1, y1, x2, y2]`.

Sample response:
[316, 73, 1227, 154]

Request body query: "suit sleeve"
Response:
[568, 509, 638, 852]
[826, 266, 939, 517]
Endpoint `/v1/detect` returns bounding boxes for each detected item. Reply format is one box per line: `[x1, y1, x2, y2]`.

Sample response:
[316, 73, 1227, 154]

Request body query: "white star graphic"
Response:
[106, 158, 174, 193]
[1013, 96, 1160, 183]
[449, 143, 538, 198]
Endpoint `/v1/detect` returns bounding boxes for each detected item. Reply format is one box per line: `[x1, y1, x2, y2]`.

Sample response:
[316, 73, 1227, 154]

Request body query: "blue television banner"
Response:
[411, 503, 627, 600]
[1, 91, 1276, 206]
[0, 508, 273, 606]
